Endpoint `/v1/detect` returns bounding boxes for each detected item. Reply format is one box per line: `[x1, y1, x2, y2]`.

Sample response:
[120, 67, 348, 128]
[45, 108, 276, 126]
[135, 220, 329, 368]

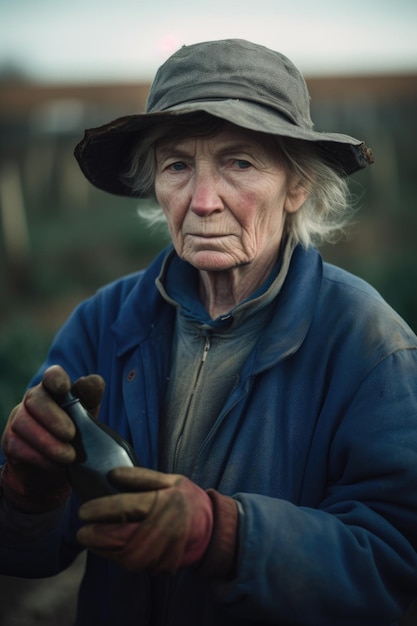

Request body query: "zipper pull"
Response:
[202, 335, 210, 363]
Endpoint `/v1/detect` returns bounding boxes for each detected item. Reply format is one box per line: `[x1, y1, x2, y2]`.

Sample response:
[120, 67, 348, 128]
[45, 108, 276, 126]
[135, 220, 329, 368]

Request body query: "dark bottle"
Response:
[52, 390, 139, 503]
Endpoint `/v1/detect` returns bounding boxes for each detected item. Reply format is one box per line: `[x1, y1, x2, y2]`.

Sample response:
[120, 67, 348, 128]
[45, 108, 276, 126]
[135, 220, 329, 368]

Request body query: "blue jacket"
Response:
[1, 244, 417, 625]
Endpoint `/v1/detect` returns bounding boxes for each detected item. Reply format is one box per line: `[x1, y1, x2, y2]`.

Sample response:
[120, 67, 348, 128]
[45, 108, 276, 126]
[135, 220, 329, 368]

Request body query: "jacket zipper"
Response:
[172, 333, 211, 472]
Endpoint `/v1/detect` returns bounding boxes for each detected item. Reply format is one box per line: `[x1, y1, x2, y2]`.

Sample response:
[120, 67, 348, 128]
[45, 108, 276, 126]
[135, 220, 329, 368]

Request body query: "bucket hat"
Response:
[74, 38, 374, 196]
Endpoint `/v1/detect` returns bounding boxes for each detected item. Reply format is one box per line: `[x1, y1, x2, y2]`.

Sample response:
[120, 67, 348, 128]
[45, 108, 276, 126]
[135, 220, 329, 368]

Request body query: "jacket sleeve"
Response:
[217, 348, 417, 625]
[0, 295, 104, 577]
[0, 495, 78, 577]
[0, 269, 152, 578]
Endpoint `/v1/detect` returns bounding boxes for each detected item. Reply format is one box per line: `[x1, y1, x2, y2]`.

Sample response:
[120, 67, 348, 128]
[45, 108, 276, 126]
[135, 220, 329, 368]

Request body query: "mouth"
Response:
[187, 233, 230, 239]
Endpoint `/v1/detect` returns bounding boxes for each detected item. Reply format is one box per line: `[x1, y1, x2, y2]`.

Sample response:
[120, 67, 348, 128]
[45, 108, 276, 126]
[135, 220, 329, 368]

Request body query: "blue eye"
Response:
[171, 161, 187, 171]
[236, 159, 251, 169]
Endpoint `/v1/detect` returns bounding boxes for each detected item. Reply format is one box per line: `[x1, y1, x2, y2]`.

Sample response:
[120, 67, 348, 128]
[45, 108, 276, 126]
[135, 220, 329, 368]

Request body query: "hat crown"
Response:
[146, 39, 314, 130]
[74, 38, 372, 197]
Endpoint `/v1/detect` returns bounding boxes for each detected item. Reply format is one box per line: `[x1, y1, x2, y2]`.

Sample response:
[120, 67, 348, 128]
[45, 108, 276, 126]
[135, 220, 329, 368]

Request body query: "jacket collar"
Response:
[252, 244, 323, 373]
[112, 244, 323, 365]
[111, 247, 176, 357]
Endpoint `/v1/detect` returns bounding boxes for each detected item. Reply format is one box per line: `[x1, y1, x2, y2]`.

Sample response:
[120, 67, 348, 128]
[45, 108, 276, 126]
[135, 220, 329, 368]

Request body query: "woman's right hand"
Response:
[1, 364, 105, 512]
[2, 365, 78, 470]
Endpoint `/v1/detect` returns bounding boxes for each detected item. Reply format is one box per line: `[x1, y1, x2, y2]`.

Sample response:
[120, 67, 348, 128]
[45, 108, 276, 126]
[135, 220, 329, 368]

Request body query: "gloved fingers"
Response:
[41, 364, 72, 396]
[0, 365, 77, 507]
[77, 486, 190, 573]
[71, 374, 105, 418]
[78, 490, 158, 523]
[78, 517, 187, 573]
[1, 365, 78, 468]
[2, 401, 76, 468]
[2, 421, 73, 469]
[77, 521, 139, 550]
[25, 370, 77, 442]
[101, 472, 212, 549]
[78, 475, 215, 574]
[108, 466, 179, 492]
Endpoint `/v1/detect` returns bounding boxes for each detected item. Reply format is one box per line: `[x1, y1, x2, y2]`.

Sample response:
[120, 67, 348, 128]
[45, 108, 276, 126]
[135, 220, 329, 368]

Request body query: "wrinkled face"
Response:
[154, 124, 306, 273]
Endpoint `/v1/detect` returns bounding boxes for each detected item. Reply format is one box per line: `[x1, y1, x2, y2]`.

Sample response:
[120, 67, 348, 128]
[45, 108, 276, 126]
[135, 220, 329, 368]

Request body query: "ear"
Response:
[284, 183, 309, 214]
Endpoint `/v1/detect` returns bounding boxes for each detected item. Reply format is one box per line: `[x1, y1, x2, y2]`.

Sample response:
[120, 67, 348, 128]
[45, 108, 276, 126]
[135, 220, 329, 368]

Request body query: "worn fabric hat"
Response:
[74, 38, 374, 196]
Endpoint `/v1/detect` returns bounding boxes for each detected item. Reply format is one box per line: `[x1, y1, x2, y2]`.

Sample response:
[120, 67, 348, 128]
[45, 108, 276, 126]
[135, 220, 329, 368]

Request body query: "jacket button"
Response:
[127, 370, 136, 381]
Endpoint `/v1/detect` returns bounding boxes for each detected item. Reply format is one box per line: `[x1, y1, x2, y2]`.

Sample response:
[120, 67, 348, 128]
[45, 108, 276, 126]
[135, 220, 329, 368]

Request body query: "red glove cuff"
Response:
[199, 489, 239, 579]
[1, 463, 71, 514]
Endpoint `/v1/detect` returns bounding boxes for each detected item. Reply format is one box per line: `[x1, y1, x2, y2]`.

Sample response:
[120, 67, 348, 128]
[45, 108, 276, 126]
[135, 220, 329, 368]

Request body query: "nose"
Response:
[189, 167, 224, 217]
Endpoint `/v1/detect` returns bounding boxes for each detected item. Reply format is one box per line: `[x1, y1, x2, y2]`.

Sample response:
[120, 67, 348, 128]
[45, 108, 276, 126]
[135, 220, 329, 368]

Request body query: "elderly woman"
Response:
[1, 39, 417, 626]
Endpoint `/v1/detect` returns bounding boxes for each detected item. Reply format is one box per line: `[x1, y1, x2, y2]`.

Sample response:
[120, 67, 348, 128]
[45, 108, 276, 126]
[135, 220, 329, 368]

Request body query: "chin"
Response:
[185, 251, 250, 272]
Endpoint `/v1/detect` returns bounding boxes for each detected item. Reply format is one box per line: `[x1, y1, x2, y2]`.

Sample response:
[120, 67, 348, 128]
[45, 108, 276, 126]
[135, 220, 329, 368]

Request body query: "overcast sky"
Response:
[1, 0, 417, 83]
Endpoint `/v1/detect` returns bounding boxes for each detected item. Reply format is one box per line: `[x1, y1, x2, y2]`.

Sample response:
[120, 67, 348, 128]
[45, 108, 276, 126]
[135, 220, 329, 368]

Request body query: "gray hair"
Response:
[122, 114, 353, 248]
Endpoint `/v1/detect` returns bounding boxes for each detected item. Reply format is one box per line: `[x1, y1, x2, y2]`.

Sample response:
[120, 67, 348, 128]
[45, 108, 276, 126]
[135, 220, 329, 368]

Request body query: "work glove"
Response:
[1, 364, 105, 513]
[77, 466, 239, 577]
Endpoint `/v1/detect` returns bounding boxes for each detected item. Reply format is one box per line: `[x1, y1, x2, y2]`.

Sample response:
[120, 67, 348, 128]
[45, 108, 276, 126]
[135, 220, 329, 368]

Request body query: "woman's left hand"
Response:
[77, 466, 214, 574]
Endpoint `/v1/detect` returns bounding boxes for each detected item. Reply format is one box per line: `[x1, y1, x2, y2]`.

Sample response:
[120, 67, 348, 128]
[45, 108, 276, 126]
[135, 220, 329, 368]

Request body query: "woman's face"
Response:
[154, 124, 307, 273]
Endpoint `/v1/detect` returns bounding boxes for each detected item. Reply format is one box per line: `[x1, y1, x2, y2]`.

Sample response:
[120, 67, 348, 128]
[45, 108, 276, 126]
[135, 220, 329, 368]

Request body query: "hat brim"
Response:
[74, 99, 373, 197]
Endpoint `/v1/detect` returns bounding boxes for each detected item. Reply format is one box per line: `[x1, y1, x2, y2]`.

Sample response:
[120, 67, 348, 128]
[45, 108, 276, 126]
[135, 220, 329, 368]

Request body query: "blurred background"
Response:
[1, 0, 417, 419]
[0, 2, 417, 624]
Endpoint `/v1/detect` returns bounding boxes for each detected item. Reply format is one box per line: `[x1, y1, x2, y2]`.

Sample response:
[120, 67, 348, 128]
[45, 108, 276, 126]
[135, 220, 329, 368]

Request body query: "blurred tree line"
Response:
[0, 72, 416, 423]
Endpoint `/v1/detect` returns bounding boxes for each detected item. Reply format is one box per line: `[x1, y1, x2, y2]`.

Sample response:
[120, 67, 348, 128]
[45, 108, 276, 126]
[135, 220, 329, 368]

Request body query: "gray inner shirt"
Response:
[157, 240, 295, 476]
